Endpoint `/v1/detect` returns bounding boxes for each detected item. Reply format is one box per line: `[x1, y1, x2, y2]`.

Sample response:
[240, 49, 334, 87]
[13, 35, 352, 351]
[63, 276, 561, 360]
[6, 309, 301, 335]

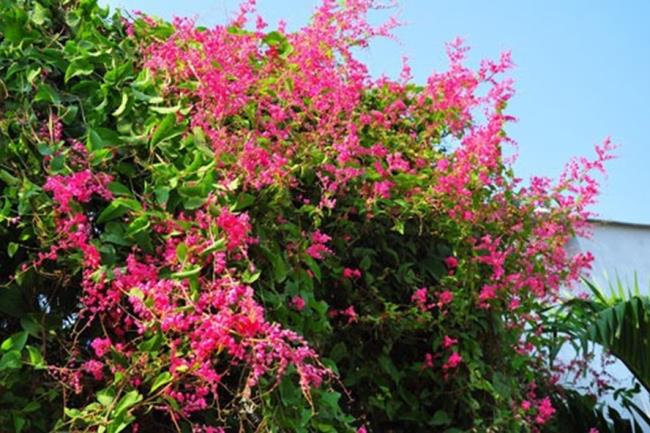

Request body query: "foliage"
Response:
[0, 0, 615, 432]
[540, 277, 650, 432]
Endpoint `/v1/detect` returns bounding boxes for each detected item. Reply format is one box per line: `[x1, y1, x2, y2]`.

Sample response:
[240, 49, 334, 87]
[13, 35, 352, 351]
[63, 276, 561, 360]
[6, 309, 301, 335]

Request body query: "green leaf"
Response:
[34, 84, 60, 104]
[97, 387, 116, 407]
[112, 93, 129, 116]
[263, 31, 294, 57]
[113, 390, 142, 417]
[233, 193, 256, 211]
[138, 332, 163, 352]
[88, 127, 120, 150]
[14, 415, 26, 433]
[7, 242, 19, 258]
[150, 371, 173, 393]
[0, 169, 20, 186]
[171, 266, 201, 279]
[126, 215, 150, 237]
[176, 242, 188, 263]
[1, 331, 28, 352]
[154, 186, 170, 206]
[65, 61, 94, 82]
[97, 198, 142, 224]
[0, 350, 22, 370]
[431, 410, 451, 426]
[150, 104, 180, 114]
[108, 182, 131, 196]
[107, 414, 135, 433]
[30, 2, 49, 24]
[151, 113, 177, 146]
[242, 270, 261, 284]
[182, 196, 205, 210]
[26, 346, 45, 369]
[201, 238, 227, 256]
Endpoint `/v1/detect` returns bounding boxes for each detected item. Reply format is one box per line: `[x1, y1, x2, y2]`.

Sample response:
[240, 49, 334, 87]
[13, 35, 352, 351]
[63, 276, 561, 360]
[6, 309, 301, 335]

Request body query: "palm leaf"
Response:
[583, 277, 650, 393]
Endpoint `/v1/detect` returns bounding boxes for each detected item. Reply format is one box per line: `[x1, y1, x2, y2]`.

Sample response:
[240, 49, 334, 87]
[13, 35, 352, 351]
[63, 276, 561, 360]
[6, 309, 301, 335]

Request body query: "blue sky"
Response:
[102, 0, 650, 224]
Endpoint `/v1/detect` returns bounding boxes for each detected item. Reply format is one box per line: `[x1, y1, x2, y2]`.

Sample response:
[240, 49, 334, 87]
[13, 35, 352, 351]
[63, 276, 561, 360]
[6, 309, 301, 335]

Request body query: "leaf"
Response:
[97, 387, 116, 407]
[176, 242, 188, 263]
[88, 127, 120, 150]
[0, 169, 20, 186]
[150, 371, 173, 393]
[200, 238, 227, 256]
[0, 350, 22, 370]
[431, 410, 451, 426]
[29, 2, 49, 25]
[154, 186, 170, 206]
[150, 104, 180, 114]
[182, 196, 205, 210]
[113, 390, 142, 417]
[171, 266, 201, 279]
[1, 331, 28, 352]
[263, 31, 294, 57]
[242, 270, 261, 284]
[233, 193, 256, 211]
[107, 413, 135, 433]
[34, 84, 60, 104]
[138, 332, 163, 352]
[151, 113, 177, 146]
[14, 415, 26, 433]
[7, 242, 19, 258]
[112, 93, 129, 116]
[26, 346, 45, 369]
[97, 198, 142, 224]
[65, 61, 94, 82]
[126, 215, 150, 237]
[108, 181, 131, 196]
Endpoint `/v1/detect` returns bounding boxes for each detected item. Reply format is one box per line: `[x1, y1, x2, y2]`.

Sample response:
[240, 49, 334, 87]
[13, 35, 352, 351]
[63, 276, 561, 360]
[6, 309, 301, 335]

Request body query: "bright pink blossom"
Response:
[291, 295, 306, 311]
[343, 267, 362, 279]
[90, 337, 111, 358]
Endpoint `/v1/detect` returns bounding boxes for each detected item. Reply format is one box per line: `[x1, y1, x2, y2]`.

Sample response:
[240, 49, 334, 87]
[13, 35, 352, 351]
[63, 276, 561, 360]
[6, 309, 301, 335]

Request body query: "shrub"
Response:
[0, 0, 613, 432]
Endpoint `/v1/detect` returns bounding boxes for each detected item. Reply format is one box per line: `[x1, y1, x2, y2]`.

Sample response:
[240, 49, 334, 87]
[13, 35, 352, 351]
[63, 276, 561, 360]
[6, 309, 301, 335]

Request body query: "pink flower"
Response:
[438, 290, 454, 306]
[443, 335, 458, 349]
[44, 169, 113, 213]
[306, 230, 332, 260]
[444, 256, 458, 269]
[216, 209, 251, 251]
[343, 267, 362, 279]
[82, 360, 104, 380]
[521, 400, 531, 411]
[90, 337, 111, 358]
[340, 306, 358, 324]
[535, 397, 555, 424]
[444, 352, 462, 370]
[373, 180, 393, 198]
[411, 287, 429, 311]
[291, 295, 306, 311]
[306, 244, 331, 260]
[356, 427, 367, 433]
[479, 284, 497, 304]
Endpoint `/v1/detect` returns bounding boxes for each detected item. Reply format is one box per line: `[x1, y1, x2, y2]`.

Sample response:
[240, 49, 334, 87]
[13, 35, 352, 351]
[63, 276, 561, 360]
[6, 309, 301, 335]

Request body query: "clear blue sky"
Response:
[102, 0, 650, 224]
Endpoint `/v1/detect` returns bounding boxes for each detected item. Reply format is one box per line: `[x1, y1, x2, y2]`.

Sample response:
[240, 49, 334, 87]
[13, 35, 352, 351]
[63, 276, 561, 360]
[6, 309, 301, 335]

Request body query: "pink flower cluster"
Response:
[306, 230, 333, 260]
